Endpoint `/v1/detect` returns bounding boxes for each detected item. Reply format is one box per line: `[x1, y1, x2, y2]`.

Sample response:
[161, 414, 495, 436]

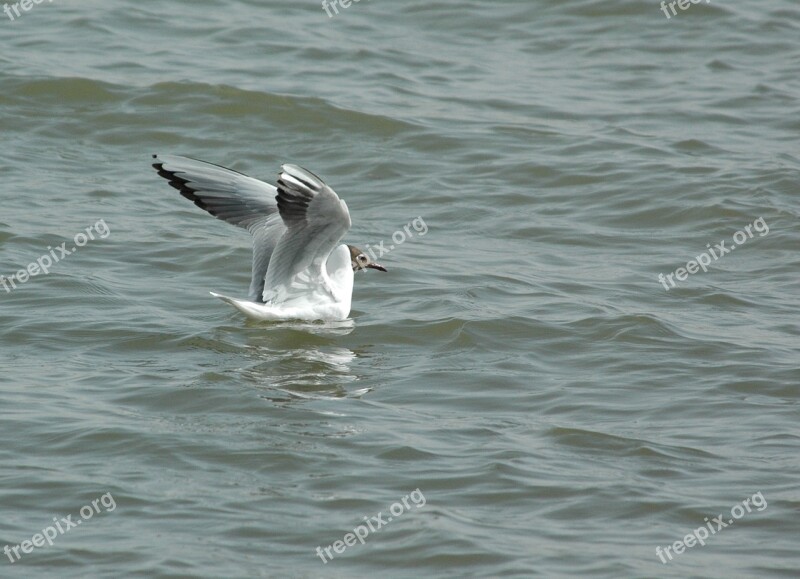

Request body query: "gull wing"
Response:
[152, 154, 278, 230]
[151, 154, 286, 301]
[262, 164, 351, 304]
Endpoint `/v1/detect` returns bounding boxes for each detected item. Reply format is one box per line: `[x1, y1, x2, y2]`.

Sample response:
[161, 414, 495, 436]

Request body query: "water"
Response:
[1, 0, 799, 577]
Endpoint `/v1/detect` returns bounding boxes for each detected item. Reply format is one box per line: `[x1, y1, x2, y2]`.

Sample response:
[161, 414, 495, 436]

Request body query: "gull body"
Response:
[152, 155, 385, 322]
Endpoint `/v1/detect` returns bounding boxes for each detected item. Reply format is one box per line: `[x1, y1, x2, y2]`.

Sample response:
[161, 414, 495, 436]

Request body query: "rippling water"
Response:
[1, 0, 799, 577]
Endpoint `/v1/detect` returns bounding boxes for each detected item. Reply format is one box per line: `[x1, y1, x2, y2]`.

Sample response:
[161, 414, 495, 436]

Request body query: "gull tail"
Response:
[210, 291, 295, 321]
[209, 292, 266, 319]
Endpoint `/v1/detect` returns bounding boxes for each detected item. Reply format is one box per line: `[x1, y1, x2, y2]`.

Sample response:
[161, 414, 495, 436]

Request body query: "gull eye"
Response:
[358, 255, 368, 263]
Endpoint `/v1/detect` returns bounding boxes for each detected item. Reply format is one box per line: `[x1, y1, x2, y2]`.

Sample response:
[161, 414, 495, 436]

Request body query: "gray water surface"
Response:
[1, 1, 799, 577]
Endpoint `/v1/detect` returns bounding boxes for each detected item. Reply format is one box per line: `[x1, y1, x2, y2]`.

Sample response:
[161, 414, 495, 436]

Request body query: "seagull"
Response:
[152, 155, 386, 322]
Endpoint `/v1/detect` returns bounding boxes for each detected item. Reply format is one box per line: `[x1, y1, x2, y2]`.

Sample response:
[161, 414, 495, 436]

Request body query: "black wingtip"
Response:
[151, 157, 219, 217]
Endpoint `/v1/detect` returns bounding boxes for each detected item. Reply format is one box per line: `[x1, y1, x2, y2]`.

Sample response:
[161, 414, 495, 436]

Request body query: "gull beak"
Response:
[366, 262, 387, 272]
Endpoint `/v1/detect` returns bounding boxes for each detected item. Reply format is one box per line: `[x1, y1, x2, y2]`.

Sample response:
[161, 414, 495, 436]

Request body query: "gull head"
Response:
[348, 245, 387, 273]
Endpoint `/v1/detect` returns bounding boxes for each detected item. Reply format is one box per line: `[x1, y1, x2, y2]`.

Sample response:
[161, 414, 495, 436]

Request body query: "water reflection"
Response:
[243, 318, 356, 337]
[238, 320, 368, 401]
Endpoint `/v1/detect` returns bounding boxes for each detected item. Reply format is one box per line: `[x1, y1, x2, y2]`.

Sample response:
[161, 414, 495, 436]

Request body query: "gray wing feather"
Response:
[152, 154, 286, 302]
[262, 164, 351, 304]
[248, 213, 286, 302]
[152, 154, 278, 230]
